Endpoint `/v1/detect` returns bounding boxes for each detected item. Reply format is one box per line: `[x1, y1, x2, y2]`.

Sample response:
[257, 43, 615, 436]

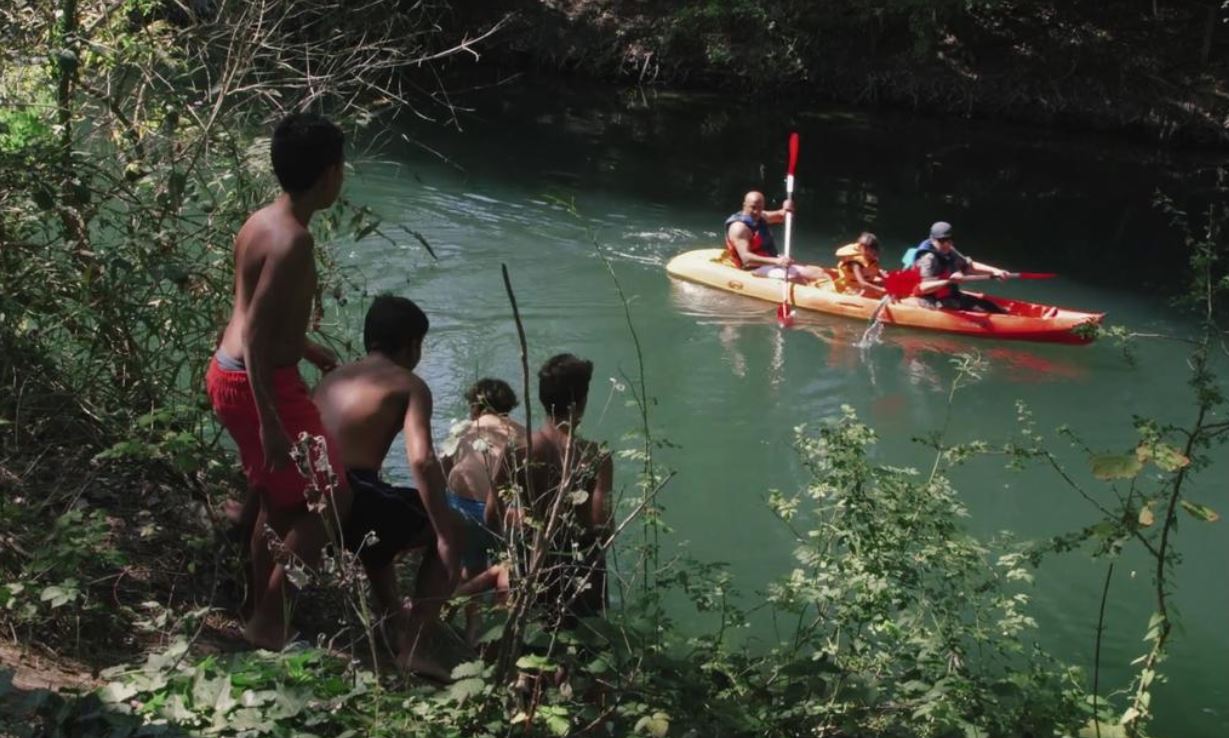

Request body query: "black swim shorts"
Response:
[341, 468, 430, 570]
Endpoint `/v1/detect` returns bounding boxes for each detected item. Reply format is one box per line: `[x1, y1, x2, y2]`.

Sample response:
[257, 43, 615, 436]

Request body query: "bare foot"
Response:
[395, 622, 454, 683]
[242, 617, 289, 651]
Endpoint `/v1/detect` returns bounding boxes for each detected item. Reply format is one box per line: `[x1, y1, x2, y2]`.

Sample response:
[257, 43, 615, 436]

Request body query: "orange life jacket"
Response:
[835, 243, 881, 289]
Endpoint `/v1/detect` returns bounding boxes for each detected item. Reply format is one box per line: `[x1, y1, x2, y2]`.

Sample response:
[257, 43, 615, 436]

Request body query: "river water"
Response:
[334, 78, 1227, 736]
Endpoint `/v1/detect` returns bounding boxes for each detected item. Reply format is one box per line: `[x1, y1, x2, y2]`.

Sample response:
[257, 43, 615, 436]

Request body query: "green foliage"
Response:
[761, 408, 1083, 736]
[1, 506, 124, 629]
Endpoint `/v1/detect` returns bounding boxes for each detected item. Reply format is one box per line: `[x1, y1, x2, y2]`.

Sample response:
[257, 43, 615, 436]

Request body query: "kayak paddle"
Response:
[954, 271, 1057, 282]
[881, 269, 1054, 298]
[777, 131, 800, 328]
[883, 269, 922, 300]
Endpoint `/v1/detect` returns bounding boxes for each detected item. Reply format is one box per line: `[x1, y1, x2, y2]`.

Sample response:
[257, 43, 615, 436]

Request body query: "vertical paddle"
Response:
[776, 132, 800, 328]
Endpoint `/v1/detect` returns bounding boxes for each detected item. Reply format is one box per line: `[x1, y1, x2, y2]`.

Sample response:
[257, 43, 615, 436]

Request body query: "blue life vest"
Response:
[724, 212, 777, 267]
[907, 239, 964, 298]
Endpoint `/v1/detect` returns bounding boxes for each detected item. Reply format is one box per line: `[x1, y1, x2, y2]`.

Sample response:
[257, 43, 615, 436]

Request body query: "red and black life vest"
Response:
[911, 239, 961, 299]
[724, 212, 778, 269]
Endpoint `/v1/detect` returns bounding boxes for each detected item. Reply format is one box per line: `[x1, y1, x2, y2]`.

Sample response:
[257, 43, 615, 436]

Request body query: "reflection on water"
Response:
[668, 278, 1090, 387]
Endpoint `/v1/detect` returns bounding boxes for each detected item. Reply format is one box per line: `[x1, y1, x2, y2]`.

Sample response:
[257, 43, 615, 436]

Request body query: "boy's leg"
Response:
[227, 487, 263, 619]
[244, 486, 352, 650]
[395, 532, 455, 680]
[362, 559, 412, 642]
[454, 564, 510, 648]
[248, 494, 273, 614]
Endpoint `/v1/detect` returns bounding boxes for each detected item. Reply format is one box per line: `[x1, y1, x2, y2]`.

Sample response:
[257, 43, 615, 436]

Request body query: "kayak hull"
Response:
[666, 249, 1103, 345]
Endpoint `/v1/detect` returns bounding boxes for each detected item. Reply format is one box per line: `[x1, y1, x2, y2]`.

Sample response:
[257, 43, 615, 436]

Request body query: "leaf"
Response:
[476, 623, 504, 645]
[515, 654, 555, 671]
[1136, 441, 1190, 472]
[568, 489, 589, 506]
[159, 694, 195, 723]
[1119, 706, 1141, 725]
[269, 687, 310, 719]
[1137, 503, 1154, 528]
[39, 579, 78, 608]
[634, 712, 670, 737]
[545, 713, 572, 736]
[1091, 454, 1143, 481]
[99, 681, 139, 704]
[1179, 500, 1220, 522]
[1077, 720, 1128, 738]
[447, 677, 485, 704]
[450, 660, 485, 680]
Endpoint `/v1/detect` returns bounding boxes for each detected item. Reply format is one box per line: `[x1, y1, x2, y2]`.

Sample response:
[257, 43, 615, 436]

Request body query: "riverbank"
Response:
[456, 0, 1229, 147]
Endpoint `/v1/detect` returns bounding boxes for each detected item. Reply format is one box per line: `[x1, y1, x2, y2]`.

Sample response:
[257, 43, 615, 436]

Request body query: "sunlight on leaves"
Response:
[1179, 499, 1219, 522]
[1090, 454, 1143, 480]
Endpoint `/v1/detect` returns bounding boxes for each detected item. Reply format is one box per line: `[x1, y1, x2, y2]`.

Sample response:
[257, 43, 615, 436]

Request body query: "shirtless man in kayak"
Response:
[910, 221, 1008, 314]
[206, 112, 351, 650]
[313, 295, 462, 678]
[725, 191, 827, 282]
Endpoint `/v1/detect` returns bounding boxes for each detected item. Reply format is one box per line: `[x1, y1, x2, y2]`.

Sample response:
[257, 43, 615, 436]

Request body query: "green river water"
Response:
[335, 79, 1227, 736]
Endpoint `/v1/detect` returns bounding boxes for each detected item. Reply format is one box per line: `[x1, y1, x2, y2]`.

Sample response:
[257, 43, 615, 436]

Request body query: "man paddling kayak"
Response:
[725, 191, 826, 282]
[909, 221, 1008, 314]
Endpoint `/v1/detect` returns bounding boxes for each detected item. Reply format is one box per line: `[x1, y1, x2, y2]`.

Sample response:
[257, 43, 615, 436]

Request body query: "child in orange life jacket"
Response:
[834, 232, 884, 292]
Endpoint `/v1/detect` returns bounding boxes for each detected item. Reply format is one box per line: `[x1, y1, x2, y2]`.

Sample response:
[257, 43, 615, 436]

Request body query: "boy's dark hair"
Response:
[364, 294, 429, 355]
[538, 353, 594, 420]
[465, 378, 519, 415]
[271, 113, 344, 195]
[857, 232, 880, 250]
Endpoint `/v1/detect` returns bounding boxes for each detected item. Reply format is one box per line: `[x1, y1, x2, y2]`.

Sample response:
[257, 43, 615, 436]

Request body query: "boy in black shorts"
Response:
[312, 295, 462, 680]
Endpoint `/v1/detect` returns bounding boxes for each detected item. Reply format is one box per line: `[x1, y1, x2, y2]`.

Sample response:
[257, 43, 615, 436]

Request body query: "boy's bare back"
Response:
[217, 199, 318, 369]
[523, 431, 611, 533]
[314, 354, 423, 472]
[447, 415, 525, 503]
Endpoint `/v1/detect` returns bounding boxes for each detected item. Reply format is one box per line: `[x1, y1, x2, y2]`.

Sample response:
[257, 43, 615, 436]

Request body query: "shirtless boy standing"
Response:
[501, 354, 613, 627]
[313, 295, 462, 678]
[206, 113, 350, 650]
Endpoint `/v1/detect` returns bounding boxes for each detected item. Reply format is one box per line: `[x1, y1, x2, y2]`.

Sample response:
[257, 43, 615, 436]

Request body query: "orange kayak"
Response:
[665, 249, 1103, 344]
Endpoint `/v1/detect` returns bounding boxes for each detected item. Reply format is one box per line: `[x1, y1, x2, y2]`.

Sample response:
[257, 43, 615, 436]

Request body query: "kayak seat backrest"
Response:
[901, 246, 920, 268]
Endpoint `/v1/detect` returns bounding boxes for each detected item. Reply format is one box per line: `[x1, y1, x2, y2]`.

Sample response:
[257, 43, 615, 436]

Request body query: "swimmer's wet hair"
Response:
[538, 353, 594, 420]
[466, 378, 519, 415]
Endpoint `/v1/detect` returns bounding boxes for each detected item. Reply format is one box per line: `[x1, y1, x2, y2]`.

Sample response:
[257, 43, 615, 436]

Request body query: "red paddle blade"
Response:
[787, 132, 799, 176]
[883, 269, 921, 300]
[777, 302, 795, 327]
[1016, 272, 1057, 279]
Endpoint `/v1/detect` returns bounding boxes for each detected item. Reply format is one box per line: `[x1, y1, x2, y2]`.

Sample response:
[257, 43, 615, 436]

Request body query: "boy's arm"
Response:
[484, 447, 508, 533]
[303, 338, 339, 373]
[589, 450, 614, 535]
[967, 258, 1008, 279]
[485, 444, 523, 533]
[243, 236, 312, 470]
[402, 375, 461, 583]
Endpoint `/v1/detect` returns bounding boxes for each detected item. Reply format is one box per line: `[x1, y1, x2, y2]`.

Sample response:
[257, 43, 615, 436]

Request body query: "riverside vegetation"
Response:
[2, 2, 1227, 737]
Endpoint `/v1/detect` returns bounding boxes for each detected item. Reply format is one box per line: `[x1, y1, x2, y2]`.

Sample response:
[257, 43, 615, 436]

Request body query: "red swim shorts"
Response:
[205, 357, 346, 510]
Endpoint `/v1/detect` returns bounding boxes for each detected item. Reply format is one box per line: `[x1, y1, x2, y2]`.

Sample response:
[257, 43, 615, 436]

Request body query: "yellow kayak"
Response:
[665, 249, 1103, 344]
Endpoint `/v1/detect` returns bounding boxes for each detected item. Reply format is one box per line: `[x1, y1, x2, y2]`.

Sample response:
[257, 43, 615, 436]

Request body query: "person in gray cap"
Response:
[909, 221, 1009, 313]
